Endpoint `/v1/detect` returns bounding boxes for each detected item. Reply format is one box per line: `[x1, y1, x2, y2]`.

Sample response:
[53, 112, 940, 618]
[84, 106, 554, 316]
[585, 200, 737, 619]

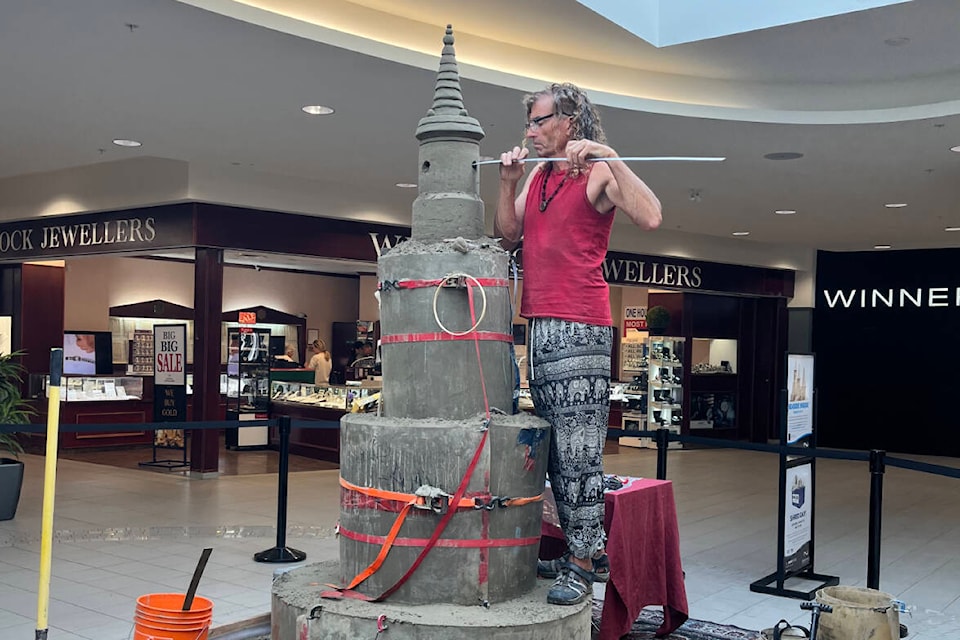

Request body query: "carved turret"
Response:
[411, 25, 486, 242]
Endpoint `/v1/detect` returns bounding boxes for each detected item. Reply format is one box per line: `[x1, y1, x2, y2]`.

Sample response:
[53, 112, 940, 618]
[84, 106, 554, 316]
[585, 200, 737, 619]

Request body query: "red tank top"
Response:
[521, 166, 614, 325]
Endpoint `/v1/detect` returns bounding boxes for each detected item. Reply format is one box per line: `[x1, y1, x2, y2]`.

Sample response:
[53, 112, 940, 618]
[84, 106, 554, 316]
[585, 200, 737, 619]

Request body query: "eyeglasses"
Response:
[524, 113, 555, 131]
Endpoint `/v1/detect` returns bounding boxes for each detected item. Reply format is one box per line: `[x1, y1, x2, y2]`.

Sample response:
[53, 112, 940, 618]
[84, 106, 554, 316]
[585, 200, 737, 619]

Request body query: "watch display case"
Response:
[691, 338, 738, 375]
[34, 374, 145, 402]
[690, 338, 738, 430]
[226, 327, 271, 449]
[648, 336, 685, 448]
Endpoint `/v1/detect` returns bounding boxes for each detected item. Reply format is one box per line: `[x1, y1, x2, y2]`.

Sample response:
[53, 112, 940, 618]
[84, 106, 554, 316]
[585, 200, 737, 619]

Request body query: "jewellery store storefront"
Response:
[0, 202, 794, 472]
[0, 203, 402, 472]
[508, 249, 795, 453]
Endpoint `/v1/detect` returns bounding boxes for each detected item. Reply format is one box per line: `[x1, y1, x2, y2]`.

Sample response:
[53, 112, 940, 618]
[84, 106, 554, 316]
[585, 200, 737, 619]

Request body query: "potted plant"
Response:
[645, 305, 671, 336]
[0, 351, 34, 521]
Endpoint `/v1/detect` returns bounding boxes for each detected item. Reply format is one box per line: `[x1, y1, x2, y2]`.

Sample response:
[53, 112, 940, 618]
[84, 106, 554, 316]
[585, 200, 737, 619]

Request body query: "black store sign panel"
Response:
[0, 204, 195, 261]
[814, 249, 960, 456]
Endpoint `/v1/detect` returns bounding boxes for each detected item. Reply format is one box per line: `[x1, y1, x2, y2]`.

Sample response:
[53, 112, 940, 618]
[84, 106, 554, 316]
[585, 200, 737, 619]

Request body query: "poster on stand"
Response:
[154, 324, 187, 446]
[783, 462, 813, 573]
[786, 353, 814, 444]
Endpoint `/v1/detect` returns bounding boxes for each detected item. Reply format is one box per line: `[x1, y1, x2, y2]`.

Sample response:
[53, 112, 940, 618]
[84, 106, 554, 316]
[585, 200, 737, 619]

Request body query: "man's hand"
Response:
[565, 139, 615, 171]
[499, 145, 529, 183]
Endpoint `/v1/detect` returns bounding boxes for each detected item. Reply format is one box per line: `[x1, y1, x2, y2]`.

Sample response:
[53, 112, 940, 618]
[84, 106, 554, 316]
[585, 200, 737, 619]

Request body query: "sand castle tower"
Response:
[272, 27, 591, 639]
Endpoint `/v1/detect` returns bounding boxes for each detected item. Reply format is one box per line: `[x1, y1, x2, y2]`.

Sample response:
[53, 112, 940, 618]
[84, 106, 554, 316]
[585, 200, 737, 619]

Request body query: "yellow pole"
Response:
[35, 348, 63, 640]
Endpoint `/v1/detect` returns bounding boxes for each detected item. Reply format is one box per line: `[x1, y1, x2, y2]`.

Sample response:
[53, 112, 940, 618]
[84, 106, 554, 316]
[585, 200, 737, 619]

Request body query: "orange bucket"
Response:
[134, 593, 213, 640]
[137, 593, 213, 619]
[134, 627, 208, 640]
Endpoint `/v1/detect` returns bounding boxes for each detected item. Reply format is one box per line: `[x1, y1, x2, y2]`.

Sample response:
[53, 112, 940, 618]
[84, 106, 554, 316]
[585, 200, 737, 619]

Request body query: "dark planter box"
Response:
[0, 458, 24, 521]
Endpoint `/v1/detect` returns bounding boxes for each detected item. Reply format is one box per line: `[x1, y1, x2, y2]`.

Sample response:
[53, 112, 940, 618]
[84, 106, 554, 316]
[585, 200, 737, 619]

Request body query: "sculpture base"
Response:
[272, 560, 592, 640]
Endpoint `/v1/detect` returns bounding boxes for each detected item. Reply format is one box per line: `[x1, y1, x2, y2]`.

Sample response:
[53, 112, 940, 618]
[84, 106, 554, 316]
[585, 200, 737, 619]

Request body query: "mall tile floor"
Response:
[1, 446, 958, 639]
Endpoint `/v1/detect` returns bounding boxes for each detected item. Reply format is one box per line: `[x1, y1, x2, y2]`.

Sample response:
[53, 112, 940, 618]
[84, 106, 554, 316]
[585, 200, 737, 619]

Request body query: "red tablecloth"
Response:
[541, 477, 689, 639]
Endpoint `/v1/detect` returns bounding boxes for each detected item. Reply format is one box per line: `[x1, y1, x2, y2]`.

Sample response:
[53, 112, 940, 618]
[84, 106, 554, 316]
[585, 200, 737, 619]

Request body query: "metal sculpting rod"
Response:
[473, 156, 725, 167]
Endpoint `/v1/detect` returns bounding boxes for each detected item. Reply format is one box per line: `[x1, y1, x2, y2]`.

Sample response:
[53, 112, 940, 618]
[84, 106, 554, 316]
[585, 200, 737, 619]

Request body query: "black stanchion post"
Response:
[656, 428, 669, 480]
[254, 416, 306, 563]
[867, 449, 886, 589]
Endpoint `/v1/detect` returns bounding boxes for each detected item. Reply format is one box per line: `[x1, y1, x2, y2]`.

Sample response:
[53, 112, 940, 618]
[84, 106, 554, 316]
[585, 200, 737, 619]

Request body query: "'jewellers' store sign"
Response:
[369, 233, 793, 298]
[0, 206, 194, 260]
[602, 250, 792, 297]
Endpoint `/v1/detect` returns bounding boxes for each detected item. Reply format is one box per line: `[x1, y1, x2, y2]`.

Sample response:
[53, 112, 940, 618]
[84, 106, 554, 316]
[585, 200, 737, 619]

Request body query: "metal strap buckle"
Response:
[473, 496, 505, 511]
[415, 495, 448, 514]
[413, 486, 450, 514]
[442, 275, 467, 288]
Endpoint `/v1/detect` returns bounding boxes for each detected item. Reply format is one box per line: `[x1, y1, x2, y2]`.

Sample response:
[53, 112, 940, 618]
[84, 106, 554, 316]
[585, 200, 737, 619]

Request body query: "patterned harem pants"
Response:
[527, 317, 612, 560]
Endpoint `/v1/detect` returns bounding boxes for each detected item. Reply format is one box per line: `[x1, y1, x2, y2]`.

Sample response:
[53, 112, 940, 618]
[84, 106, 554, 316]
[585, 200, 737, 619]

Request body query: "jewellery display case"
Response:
[35, 375, 145, 402]
[270, 381, 381, 412]
[269, 380, 382, 462]
[619, 372, 650, 449]
[225, 327, 272, 449]
[647, 336, 685, 448]
[28, 374, 154, 449]
[108, 299, 196, 369]
[689, 338, 738, 431]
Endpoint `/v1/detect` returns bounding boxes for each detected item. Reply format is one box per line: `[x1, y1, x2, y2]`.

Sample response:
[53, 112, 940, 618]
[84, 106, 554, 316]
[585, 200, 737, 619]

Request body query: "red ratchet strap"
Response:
[379, 277, 508, 291]
[380, 332, 512, 344]
[466, 282, 491, 419]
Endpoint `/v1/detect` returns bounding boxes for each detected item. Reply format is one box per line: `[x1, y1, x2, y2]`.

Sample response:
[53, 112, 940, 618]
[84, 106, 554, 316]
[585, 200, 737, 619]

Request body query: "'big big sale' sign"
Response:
[154, 325, 186, 386]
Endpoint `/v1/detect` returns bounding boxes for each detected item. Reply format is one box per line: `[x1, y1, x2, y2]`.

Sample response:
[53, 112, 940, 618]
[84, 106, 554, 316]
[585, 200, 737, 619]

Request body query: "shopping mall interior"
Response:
[1, 1, 959, 638]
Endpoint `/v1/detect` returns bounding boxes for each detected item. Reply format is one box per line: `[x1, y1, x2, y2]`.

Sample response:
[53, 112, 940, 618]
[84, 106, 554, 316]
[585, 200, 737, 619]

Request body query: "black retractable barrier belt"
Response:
[0, 419, 276, 434]
[885, 455, 960, 478]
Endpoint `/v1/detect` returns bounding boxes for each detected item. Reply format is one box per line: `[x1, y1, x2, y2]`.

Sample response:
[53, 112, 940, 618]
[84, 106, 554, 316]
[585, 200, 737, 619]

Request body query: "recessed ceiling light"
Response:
[732, 231, 750, 236]
[874, 244, 892, 249]
[112, 139, 142, 147]
[301, 105, 334, 115]
[763, 152, 803, 161]
[395, 183, 417, 188]
[945, 227, 960, 232]
[884, 203, 908, 208]
[951, 145, 960, 153]
[774, 209, 796, 215]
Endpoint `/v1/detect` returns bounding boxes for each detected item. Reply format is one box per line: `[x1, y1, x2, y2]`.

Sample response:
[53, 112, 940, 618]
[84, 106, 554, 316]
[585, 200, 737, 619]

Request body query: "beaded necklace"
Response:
[538, 166, 567, 212]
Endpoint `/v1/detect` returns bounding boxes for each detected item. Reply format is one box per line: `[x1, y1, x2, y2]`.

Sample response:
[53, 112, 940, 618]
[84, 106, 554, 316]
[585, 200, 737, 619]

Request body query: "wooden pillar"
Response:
[190, 247, 224, 475]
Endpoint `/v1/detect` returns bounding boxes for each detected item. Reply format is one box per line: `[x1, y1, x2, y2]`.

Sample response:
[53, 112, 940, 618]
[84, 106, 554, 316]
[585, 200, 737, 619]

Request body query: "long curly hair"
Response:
[523, 82, 607, 144]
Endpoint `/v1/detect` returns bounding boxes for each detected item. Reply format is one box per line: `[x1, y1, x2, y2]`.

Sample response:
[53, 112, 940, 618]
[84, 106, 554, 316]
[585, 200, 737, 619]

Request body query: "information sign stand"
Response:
[750, 353, 838, 599]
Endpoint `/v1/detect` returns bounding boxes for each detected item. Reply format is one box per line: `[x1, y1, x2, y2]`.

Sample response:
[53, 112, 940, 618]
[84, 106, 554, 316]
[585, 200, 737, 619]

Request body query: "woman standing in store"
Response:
[307, 339, 332, 385]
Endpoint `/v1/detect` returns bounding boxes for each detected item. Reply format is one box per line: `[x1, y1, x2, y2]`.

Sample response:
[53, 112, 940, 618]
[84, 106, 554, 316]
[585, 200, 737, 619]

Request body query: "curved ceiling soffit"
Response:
[180, 0, 960, 125]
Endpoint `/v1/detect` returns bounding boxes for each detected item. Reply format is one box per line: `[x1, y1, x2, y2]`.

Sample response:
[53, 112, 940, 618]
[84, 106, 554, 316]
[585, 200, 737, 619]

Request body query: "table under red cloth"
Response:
[540, 477, 689, 639]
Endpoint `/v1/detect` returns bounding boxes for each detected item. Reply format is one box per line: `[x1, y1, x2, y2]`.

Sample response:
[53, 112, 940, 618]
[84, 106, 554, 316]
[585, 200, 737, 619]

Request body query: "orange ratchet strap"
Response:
[332, 476, 543, 593]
